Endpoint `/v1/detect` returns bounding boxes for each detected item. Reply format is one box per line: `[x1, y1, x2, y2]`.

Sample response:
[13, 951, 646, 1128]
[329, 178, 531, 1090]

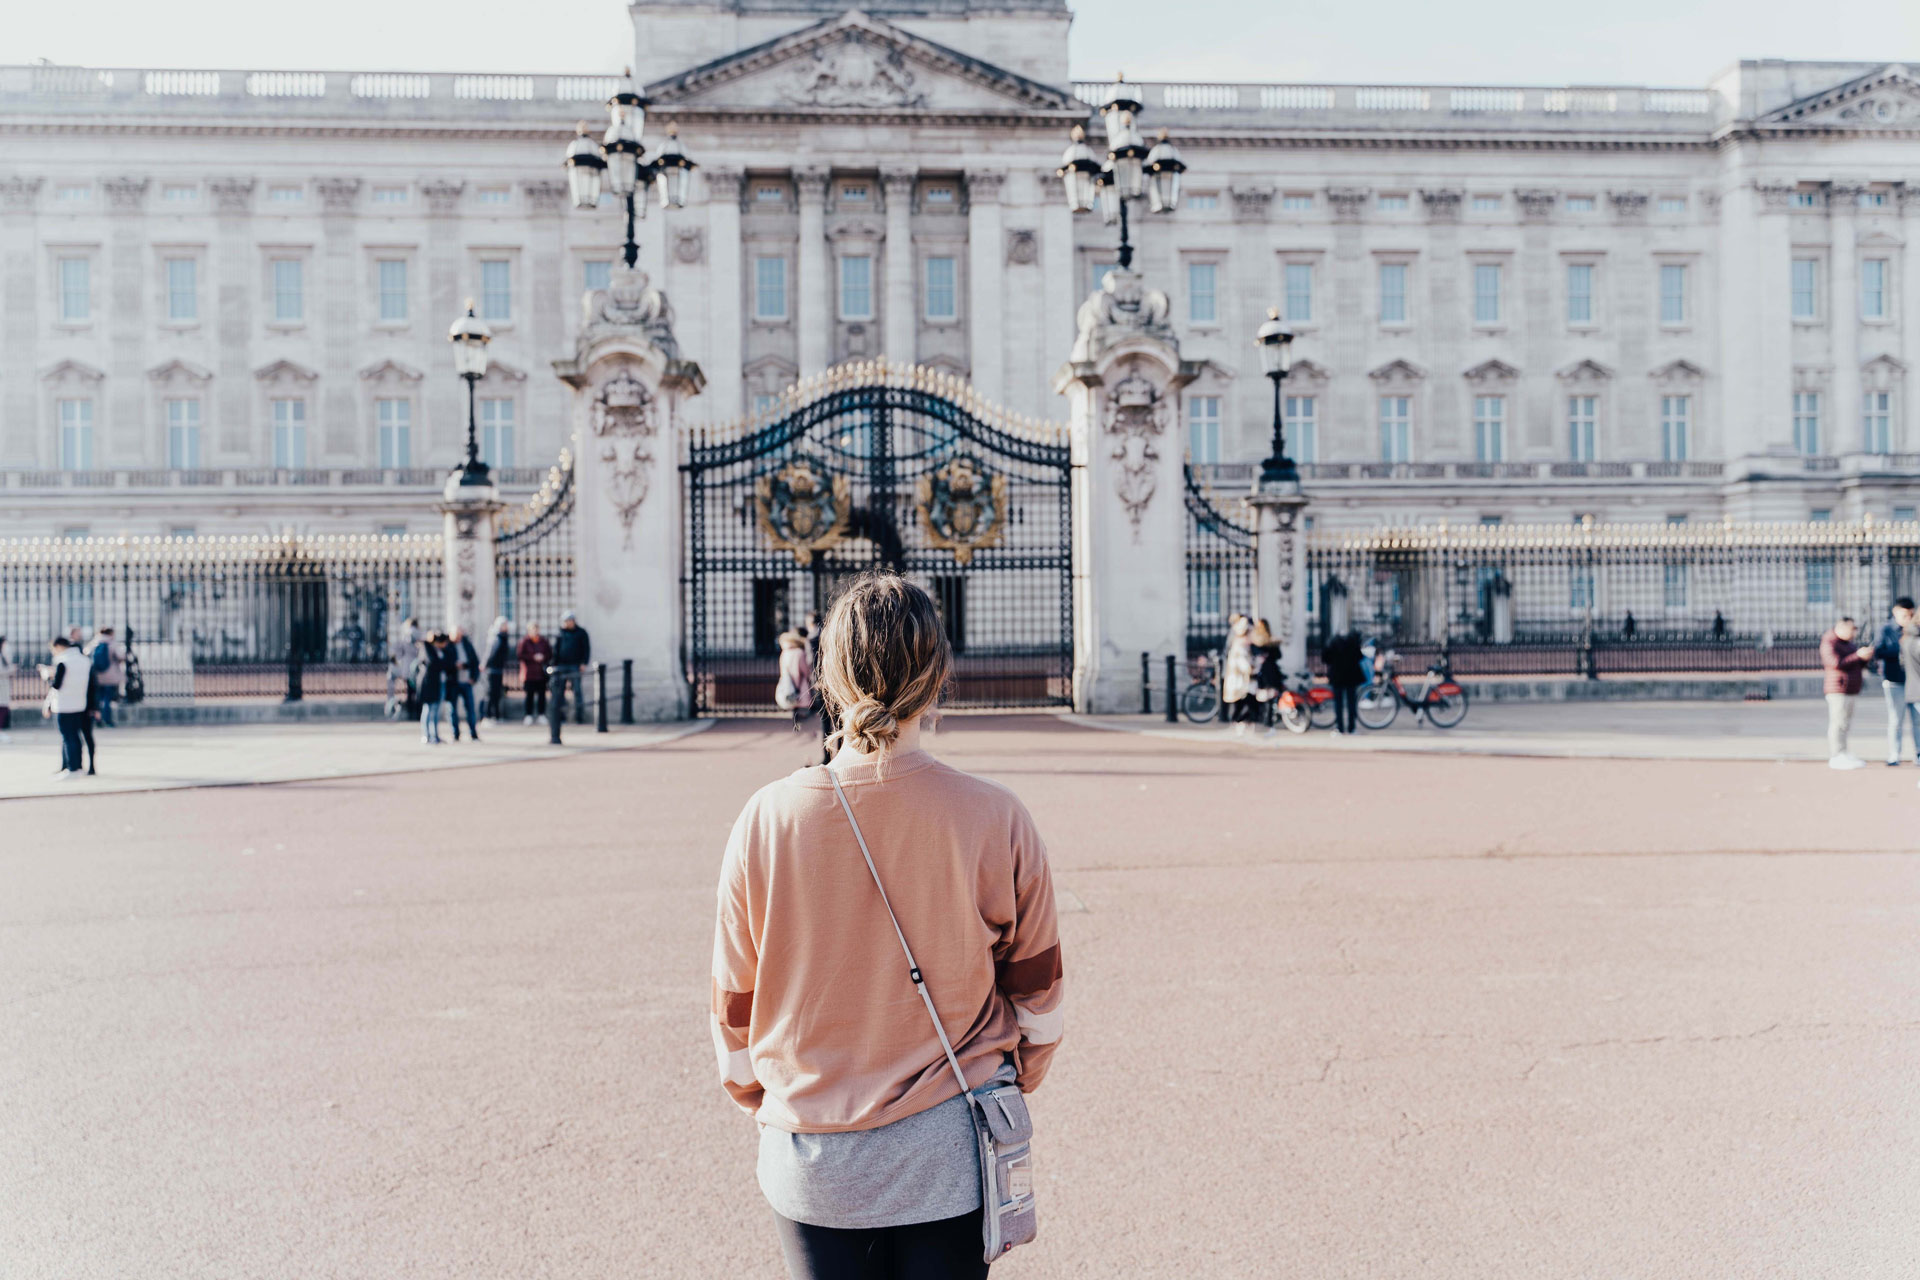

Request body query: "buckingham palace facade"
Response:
[3, 0, 1919, 538]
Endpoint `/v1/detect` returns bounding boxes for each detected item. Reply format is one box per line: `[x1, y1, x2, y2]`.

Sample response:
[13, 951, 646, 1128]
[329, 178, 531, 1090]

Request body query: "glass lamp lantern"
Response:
[1096, 166, 1122, 226]
[449, 303, 492, 378]
[1255, 307, 1294, 377]
[563, 123, 606, 210]
[1104, 109, 1148, 199]
[651, 123, 697, 209]
[1144, 129, 1186, 214]
[602, 87, 647, 198]
[1056, 124, 1102, 214]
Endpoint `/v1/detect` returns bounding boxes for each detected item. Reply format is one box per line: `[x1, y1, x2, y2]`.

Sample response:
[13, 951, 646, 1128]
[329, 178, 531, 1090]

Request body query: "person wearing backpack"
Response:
[711, 573, 1063, 1279]
[87, 626, 125, 728]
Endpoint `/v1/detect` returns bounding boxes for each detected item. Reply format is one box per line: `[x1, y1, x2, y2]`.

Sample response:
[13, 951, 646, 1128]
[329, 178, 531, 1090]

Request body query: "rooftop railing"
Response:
[1, 466, 550, 491]
[1071, 80, 1719, 126]
[0, 65, 628, 119]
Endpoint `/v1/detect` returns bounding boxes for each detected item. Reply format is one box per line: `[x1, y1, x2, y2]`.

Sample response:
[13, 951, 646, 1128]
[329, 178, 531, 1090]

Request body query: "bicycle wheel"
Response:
[1278, 697, 1311, 735]
[1308, 691, 1337, 731]
[1422, 682, 1469, 729]
[1181, 683, 1220, 724]
[1355, 683, 1400, 730]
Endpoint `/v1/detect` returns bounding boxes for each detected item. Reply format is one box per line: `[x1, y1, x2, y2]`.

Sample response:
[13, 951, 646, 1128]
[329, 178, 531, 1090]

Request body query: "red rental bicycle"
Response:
[1354, 649, 1469, 730]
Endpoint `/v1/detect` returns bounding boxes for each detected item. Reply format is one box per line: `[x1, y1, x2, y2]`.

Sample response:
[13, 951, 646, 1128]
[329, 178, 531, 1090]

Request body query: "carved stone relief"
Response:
[420, 179, 466, 216]
[673, 227, 706, 264]
[1514, 188, 1557, 221]
[785, 36, 926, 109]
[1071, 267, 1174, 364]
[101, 177, 149, 213]
[581, 266, 679, 359]
[1420, 188, 1463, 222]
[521, 179, 570, 214]
[316, 177, 361, 214]
[590, 368, 660, 549]
[208, 177, 254, 215]
[1005, 228, 1038, 265]
[0, 176, 43, 212]
[1103, 364, 1171, 540]
[1325, 187, 1370, 222]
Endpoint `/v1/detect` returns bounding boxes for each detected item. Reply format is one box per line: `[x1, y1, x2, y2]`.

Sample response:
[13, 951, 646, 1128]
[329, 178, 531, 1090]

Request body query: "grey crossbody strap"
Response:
[826, 768, 974, 1099]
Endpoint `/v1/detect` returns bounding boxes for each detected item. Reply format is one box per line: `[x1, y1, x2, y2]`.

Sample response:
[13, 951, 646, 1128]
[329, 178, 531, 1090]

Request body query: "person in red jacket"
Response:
[1820, 616, 1874, 769]
[516, 623, 553, 725]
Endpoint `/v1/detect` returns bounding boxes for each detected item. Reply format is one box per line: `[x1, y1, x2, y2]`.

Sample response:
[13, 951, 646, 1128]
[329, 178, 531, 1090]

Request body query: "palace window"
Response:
[1376, 193, 1409, 211]
[1471, 194, 1502, 211]
[378, 259, 408, 322]
[476, 187, 511, 205]
[271, 398, 308, 468]
[1473, 263, 1502, 324]
[1280, 193, 1313, 211]
[754, 256, 787, 319]
[166, 398, 201, 469]
[1864, 391, 1893, 454]
[1568, 395, 1596, 461]
[1564, 196, 1595, 212]
[377, 398, 411, 469]
[1791, 189, 1820, 208]
[1284, 263, 1312, 323]
[1659, 264, 1687, 325]
[479, 398, 515, 468]
[55, 184, 91, 204]
[840, 182, 869, 202]
[272, 258, 303, 322]
[1862, 259, 1888, 319]
[1791, 258, 1818, 319]
[58, 256, 90, 323]
[754, 184, 784, 204]
[1379, 396, 1411, 462]
[924, 256, 957, 321]
[1188, 262, 1217, 324]
[1660, 395, 1690, 461]
[1792, 391, 1821, 455]
[164, 257, 198, 323]
[1658, 196, 1687, 214]
[1185, 193, 1219, 210]
[1187, 395, 1221, 464]
[1287, 395, 1317, 463]
[839, 254, 873, 320]
[1473, 395, 1505, 463]
[268, 185, 304, 204]
[1378, 263, 1407, 324]
[58, 398, 95, 470]
[163, 184, 198, 204]
[371, 185, 408, 205]
[1566, 263, 1593, 325]
[924, 186, 956, 206]
[480, 259, 511, 321]
[1806, 556, 1834, 606]
[583, 260, 611, 294]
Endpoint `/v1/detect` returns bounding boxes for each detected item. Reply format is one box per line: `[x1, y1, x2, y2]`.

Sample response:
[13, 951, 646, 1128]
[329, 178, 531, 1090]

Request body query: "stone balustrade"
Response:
[0, 466, 549, 491]
[1069, 80, 1719, 129]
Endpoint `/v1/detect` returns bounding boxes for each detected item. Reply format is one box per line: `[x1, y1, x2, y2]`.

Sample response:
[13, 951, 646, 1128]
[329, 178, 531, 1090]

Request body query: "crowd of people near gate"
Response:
[1214, 613, 1394, 736]
[1, 625, 130, 778]
[384, 612, 592, 746]
[770, 610, 836, 764]
[1820, 598, 1920, 784]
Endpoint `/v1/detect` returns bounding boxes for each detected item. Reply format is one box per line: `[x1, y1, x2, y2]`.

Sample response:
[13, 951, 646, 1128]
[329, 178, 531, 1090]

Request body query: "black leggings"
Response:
[774, 1209, 987, 1280]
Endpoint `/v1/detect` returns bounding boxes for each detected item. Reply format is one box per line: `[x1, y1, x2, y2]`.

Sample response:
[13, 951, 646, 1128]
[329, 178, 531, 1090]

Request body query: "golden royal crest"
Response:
[755, 458, 852, 566]
[916, 456, 1008, 566]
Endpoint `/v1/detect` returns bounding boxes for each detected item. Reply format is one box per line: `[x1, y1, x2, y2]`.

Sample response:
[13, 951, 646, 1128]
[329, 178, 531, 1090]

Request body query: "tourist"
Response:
[1873, 597, 1917, 765]
[1901, 609, 1920, 790]
[774, 629, 814, 730]
[1819, 616, 1873, 770]
[38, 636, 91, 778]
[517, 622, 552, 725]
[804, 611, 831, 765]
[483, 617, 512, 722]
[710, 572, 1063, 1280]
[1249, 619, 1282, 732]
[1322, 627, 1365, 735]
[416, 632, 455, 746]
[1222, 614, 1256, 733]
[0, 635, 12, 744]
[549, 611, 592, 738]
[87, 626, 125, 728]
[449, 626, 482, 742]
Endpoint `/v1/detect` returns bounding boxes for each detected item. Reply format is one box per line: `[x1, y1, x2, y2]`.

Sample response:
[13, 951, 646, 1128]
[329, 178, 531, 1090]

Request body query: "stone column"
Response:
[316, 178, 361, 460]
[1039, 181, 1075, 408]
[0, 177, 41, 465]
[441, 474, 505, 640]
[1754, 182, 1796, 453]
[1515, 189, 1557, 455]
[422, 180, 467, 461]
[1247, 482, 1311, 676]
[523, 179, 572, 463]
[209, 177, 256, 461]
[1829, 187, 1860, 454]
[1609, 191, 1652, 457]
[966, 170, 1006, 393]
[795, 166, 830, 377]
[553, 267, 704, 720]
[1054, 268, 1193, 712]
[102, 177, 150, 465]
[882, 165, 917, 365]
[1420, 188, 1465, 456]
[1903, 185, 1920, 449]
[704, 167, 745, 421]
[1230, 186, 1275, 454]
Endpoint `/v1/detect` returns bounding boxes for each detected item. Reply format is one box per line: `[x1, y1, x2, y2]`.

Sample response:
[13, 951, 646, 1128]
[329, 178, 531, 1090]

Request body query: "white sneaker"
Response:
[1829, 755, 1866, 770]
[53, 770, 78, 781]
[523, 715, 533, 726]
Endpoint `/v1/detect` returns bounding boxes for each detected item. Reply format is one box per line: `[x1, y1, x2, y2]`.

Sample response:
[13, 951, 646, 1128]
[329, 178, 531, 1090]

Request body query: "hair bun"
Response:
[840, 696, 900, 754]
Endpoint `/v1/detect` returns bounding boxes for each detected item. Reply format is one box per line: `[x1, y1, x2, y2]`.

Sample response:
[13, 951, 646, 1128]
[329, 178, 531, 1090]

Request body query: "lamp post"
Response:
[448, 301, 492, 486]
[1255, 308, 1297, 487]
[1056, 74, 1186, 270]
[561, 73, 697, 269]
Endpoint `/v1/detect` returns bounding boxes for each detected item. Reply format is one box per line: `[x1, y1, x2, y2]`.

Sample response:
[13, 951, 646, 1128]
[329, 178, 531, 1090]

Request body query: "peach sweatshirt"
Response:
[711, 749, 1064, 1134]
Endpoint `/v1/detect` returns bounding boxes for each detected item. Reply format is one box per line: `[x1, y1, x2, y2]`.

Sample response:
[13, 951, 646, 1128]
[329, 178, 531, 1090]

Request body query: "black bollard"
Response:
[596, 662, 609, 733]
[548, 666, 563, 745]
[620, 658, 634, 725]
[1165, 654, 1178, 723]
[285, 642, 303, 703]
[1141, 651, 1151, 715]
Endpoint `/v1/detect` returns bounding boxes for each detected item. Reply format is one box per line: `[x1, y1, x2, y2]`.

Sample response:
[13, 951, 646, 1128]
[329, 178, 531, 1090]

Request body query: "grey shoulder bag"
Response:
[827, 769, 1038, 1263]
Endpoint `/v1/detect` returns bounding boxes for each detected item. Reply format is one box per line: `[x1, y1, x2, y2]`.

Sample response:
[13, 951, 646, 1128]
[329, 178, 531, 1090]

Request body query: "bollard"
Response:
[548, 667, 564, 745]
[596, 662, 609, 733]
[285, 642, 303, 703]
[1165, 654, 1178, 723]
[1141, 651, 1152, 715]
[620, 658, 635, 725]
[1216, 652, 1229, 723]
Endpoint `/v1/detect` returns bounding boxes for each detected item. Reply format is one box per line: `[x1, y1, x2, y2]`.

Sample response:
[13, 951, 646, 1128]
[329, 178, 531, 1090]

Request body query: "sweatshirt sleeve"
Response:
[997, 804, 1064, 1094]
[710, 804, 763, 1115]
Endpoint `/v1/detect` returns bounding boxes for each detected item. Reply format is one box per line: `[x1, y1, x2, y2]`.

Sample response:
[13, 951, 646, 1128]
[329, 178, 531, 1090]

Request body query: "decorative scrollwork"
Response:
[1104, 366, 1171, 540]
[916, 456, 1008, 566]
[754, 458, 852, 566]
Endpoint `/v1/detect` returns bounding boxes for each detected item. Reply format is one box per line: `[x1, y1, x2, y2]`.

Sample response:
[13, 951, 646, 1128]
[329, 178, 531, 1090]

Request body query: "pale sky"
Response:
[2, 0, 1914, 85]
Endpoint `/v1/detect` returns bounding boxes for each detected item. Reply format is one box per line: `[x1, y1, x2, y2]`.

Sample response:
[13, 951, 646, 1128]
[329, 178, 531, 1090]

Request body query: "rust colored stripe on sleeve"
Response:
[712, 982, 753, 1028]
[996, 944, 1062, 999]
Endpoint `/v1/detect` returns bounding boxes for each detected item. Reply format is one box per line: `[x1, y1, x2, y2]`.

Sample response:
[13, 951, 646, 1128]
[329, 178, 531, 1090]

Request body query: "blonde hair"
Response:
[817, 572, 952, 754]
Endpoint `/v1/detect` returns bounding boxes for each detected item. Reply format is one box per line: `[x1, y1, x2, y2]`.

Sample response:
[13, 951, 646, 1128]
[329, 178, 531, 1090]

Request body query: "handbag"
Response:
[826, 769, 1039, 1263]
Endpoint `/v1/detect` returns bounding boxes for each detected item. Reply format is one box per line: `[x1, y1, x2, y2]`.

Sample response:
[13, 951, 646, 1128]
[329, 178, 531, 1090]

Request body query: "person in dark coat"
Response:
[549, 611, 592, 740]
[1322, 629, 1366, 735]
[1820, 616, 1873, 768]
[447, 626, 482, 742]
[416, 632, 457, 745]
[516, 623, 553, 724]
[483, 616, 512, 723]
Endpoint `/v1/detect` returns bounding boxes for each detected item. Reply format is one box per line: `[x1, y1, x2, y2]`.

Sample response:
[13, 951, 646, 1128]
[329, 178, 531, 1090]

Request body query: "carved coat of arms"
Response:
[1105, 368, 1170, 540]
[591, 369, 659, 549]
[917, 456, 1008, 566]
[755, 458, 852, 566]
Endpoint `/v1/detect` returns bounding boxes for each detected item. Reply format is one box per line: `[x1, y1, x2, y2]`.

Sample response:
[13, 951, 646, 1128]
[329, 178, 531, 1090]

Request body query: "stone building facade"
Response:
[2, 1, 1918, 538]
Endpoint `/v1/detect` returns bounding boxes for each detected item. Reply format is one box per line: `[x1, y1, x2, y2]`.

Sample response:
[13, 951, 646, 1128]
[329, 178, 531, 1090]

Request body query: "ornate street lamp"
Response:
[448, 301, 492, 486]
[1255, 308, 1297, 486]
[561, 73, 698, 269]
[1057, 73, 1183, 271]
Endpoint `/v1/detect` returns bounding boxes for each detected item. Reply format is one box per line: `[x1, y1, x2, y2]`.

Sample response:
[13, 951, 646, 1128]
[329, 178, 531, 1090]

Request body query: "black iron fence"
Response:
[1308, 519, 1920, 676]
[1184, 466, 1258, 655]
[494, 447, 577, 638]
[1, 532, 444, 701]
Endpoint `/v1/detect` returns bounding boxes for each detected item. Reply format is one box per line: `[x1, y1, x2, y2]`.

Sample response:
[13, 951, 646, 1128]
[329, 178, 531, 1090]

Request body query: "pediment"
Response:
[1462, 358, 1520, 385]
[359, 359, 423, 382]
[41, 358, 106, 383]
[1368, 358, 1426, 383]
[647, 10, 1079, 117]
[1650, 358, 1707, 383]
[254, 359, 318, 383]
[1288, 358, 1332, 383]
[1759, 64, 1920, 130]
[1556, 358, 1614, 383]
[148, 358, 213, 383]
[481, 360, 527, 383]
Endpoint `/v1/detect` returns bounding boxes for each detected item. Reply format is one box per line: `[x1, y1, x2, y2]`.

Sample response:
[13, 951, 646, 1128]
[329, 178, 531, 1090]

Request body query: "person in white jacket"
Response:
[38, 637, 92, 777]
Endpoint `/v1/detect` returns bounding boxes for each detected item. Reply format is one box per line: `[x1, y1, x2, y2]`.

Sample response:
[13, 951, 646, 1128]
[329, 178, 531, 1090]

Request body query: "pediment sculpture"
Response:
[591, 369, 660, 548]
[581, 266, 680, 359]
[1104, 366, 1172, 540]
[1071, 268, 1175, 363]
[785, 36, 927, 109]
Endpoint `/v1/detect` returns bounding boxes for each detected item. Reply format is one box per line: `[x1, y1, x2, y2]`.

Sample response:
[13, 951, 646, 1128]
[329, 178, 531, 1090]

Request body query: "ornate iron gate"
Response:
[494, 444, 577, 638]
[1184, 465, 1257, 655]
[682, 364, 1072, 715]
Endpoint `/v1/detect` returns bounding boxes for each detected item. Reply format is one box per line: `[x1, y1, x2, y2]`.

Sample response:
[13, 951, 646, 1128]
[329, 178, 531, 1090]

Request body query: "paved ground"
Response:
[4, 716, 1917, 1279]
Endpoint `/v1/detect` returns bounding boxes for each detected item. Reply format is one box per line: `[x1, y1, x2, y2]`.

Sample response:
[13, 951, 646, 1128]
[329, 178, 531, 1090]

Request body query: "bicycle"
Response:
[1180, 652, 1222, 724]
[1354, 650, 1470, 730]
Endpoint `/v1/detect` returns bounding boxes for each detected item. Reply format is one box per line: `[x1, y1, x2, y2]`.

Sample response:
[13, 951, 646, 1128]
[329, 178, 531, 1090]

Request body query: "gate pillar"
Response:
[1054, 268, 1196, 713]
[1247, 484, 1311, 677]
[440, 475, 505, 641]
[552, 267, 704, 721]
